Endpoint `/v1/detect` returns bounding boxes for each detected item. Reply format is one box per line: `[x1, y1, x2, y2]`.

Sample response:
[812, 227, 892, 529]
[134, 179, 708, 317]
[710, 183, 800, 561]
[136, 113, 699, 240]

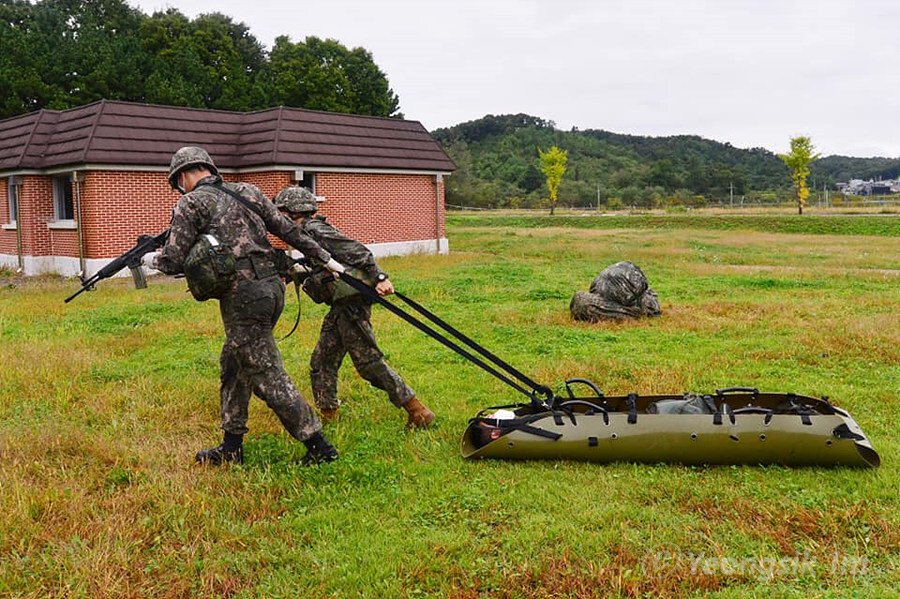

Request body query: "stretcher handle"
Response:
[558, 400, 609, 413]
[564, 378, 605, 401]
[715, 387, 759, 398]
[731, 407, 773, 415]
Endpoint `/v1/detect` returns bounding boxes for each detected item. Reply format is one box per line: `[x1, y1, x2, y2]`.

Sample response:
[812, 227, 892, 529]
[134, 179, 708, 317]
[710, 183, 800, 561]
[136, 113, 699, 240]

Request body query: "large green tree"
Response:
[778, 136, 820, 214]
[139, 9, 267, 110]
[0, 0, 51, 116]
[263, 36, 400, 117]
[0, 0, 149, 115]
[0, 0, 401, 118]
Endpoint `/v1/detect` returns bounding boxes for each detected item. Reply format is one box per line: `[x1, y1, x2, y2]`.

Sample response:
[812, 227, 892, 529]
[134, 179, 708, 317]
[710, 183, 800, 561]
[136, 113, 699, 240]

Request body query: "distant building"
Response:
[0, 100, 455, 276]
[837, 178, 898, 196]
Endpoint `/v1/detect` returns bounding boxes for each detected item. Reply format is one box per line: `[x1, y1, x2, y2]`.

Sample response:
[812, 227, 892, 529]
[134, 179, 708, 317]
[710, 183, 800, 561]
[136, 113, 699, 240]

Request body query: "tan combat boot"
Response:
[320, 407, 339, 423]
[403, 397, 435, 428]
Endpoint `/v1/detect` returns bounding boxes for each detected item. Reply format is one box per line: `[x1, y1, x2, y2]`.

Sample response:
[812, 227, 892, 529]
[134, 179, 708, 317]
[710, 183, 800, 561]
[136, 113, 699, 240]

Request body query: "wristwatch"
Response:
[375, 273, 389, 282]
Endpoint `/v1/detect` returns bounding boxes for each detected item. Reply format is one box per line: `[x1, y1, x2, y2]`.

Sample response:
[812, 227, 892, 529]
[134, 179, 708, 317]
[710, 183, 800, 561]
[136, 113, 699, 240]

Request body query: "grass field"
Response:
[1, 214, 899, 598]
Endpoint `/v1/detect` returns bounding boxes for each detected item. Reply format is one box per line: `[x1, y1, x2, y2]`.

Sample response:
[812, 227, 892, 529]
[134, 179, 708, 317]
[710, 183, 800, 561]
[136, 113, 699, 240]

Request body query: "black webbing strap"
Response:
[197, 182, 266, 220]
[626, 393, 638, 424]
[713, 405, 736, 426]
[514, 423, 563, 441]
[334, 272, 552, 403]
[392, 290, 551, 400]
[470, 416, 563, 441]
[278, 281, 302, 341]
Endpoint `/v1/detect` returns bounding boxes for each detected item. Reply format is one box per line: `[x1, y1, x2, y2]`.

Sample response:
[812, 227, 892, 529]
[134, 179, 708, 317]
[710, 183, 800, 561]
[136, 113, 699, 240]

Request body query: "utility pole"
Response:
[729, 181, 734, 207]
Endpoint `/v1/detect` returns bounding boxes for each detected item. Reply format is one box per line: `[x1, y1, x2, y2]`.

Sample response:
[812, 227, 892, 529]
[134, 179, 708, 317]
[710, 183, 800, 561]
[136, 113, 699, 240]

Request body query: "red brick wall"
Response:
[4, 169, 446, 262]
[79, 171, 176, 258]
[315, 172, 443, 243]
[8, 176, 55, 257]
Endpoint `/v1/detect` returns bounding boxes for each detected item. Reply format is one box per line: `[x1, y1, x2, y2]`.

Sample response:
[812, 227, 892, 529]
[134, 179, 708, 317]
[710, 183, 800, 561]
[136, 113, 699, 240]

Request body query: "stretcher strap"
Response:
[278, 281, 302, 341]
[394, 290, 552, 400]
[626, 393, 638, 424]
[470, 416, 563, 441]
[334, 272, 553, 403]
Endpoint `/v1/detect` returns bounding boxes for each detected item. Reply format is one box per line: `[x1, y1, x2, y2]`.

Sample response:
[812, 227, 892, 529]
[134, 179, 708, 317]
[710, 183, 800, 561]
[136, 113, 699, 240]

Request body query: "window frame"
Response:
[296, 172, 316, 195]
[53, 175, 75, 222]
[7, 178, 17, 225]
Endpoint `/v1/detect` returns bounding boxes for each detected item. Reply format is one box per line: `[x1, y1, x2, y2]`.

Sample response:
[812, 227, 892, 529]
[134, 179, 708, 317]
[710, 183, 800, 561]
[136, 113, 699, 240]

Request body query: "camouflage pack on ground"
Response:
[570, 261, 661, 322]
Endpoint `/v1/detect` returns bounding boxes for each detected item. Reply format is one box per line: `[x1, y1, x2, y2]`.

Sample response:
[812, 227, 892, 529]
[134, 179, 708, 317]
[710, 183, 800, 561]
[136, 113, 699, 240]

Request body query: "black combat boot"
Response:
[195, 432, 244, 465]
[301, 431, 338, 466]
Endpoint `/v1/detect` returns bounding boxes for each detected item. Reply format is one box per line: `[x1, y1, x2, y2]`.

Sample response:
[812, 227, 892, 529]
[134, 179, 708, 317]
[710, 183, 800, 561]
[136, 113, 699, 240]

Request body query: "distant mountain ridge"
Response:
[432, 114, 900, 208]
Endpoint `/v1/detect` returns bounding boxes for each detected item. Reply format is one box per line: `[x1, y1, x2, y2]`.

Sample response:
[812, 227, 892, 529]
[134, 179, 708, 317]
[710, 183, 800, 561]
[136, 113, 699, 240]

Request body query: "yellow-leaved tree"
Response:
[778, 136, 820, 215]
[538, 145, 568, 215]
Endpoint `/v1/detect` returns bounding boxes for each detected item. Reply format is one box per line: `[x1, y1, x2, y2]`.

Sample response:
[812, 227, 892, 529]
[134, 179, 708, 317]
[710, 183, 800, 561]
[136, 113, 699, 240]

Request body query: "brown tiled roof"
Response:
[0, 100, 456, 173]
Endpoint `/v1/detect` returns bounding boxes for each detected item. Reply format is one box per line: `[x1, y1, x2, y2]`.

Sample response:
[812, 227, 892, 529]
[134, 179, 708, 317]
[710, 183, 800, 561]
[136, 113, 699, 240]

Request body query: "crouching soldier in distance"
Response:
[273, 186, 435, 428]
[142, 147, 346, 466]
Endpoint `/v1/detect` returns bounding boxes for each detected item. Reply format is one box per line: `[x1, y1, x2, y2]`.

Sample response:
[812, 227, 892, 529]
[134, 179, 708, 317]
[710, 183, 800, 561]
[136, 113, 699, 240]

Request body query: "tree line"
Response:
[0, 0, 401, 119]
[432, 114, 900, 210]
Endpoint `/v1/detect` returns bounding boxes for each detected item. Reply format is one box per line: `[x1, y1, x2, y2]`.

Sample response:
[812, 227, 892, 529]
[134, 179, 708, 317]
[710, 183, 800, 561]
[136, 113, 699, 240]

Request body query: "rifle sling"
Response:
[197, 182, 266, 221]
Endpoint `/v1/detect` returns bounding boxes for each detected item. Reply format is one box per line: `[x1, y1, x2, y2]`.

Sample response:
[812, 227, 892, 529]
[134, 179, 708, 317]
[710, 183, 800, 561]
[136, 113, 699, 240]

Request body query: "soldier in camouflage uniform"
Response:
[141, 147, 347, 466]
[273, 186, 435, 428]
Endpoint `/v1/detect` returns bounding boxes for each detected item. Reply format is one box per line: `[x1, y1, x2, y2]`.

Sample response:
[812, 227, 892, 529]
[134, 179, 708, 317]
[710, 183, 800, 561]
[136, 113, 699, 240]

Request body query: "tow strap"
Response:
[333, 271, 554, 405]
[278, 281, 302, 341]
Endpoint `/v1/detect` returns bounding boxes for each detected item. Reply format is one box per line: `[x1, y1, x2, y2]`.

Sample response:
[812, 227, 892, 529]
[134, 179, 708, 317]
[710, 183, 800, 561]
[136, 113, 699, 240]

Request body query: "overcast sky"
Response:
[129, 0, 899, 158]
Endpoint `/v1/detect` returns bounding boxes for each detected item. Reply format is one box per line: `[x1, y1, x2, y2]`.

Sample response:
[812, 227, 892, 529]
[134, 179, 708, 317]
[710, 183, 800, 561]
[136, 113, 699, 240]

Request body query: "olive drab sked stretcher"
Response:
[460, 383, 880, 467]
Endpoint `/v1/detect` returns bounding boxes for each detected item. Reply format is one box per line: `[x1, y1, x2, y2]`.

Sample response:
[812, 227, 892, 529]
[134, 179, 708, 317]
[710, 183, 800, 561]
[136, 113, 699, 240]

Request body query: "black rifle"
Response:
[64, 230, 169, 303]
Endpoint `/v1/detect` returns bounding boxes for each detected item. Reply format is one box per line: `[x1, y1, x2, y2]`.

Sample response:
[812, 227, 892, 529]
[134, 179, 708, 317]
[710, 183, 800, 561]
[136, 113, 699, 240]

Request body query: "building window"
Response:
[296, 172, 316, 194]
[53, 175, 74, 221]
[7, 179, 17, 224]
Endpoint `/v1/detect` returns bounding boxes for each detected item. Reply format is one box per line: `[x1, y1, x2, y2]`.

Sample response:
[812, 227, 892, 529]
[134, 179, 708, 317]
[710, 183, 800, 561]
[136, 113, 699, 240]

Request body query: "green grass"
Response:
[447, 213, 900, 238]
[1, 216, 899, 598]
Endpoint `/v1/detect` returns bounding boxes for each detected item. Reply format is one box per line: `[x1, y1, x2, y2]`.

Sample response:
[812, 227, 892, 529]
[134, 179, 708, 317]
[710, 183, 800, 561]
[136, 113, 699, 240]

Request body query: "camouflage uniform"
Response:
[570, 261, 661, 322]
[156, 174, 333, 442]
[300, 215, 416, 412]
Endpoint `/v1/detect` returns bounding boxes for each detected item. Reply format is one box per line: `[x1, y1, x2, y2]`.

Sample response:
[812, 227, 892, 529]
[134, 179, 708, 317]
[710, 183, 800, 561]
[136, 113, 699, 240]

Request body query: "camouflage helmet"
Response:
[168, 146, 218, 190]
[274, 186, 318, 215]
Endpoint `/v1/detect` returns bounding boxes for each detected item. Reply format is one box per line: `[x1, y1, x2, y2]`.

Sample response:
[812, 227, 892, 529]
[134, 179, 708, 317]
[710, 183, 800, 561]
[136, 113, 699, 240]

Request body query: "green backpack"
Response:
[184, 234, 236, 301]
[302, 267, 372, 305]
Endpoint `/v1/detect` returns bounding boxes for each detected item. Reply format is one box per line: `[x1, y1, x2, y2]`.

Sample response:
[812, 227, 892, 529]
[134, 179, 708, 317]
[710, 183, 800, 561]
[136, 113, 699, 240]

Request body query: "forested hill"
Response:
[432, 114, 900, 209]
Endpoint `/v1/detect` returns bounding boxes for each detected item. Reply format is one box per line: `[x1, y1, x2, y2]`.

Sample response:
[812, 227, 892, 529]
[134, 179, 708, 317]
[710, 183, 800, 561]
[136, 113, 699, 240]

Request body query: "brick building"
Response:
[0, 100, 455, 277]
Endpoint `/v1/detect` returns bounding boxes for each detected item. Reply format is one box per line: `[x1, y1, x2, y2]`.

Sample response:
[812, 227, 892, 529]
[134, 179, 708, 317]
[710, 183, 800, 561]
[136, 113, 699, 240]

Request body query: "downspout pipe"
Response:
[9, 175, 23, 273]
[435, 173, 443, 254]
[72, 171, 86, 277]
